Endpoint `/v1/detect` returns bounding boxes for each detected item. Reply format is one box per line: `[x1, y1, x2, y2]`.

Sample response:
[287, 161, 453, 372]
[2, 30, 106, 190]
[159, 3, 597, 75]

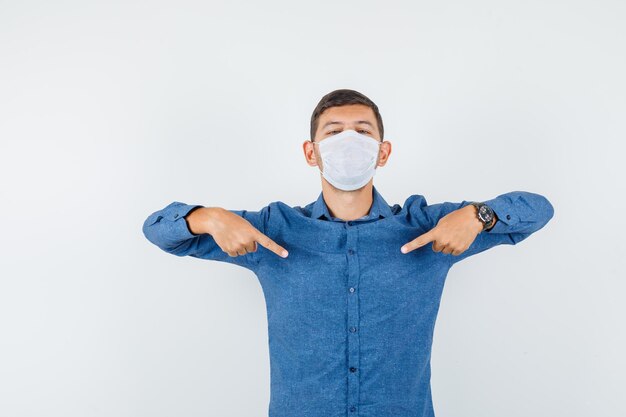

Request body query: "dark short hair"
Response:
[310, 89, 384, 141]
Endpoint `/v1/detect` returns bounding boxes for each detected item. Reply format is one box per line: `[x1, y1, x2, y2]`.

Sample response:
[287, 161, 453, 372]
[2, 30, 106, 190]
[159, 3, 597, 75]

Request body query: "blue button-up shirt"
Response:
[142, 186, 554, 417]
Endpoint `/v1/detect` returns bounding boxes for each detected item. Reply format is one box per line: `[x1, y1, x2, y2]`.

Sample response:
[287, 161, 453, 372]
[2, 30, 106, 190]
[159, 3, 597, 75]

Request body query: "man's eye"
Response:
[327, 129, 370, 135]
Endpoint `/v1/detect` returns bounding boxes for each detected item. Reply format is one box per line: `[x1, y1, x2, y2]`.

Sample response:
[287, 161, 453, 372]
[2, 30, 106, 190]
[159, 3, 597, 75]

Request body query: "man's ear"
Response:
[377, 140, 392, 167]
[303, 139, 319, 167]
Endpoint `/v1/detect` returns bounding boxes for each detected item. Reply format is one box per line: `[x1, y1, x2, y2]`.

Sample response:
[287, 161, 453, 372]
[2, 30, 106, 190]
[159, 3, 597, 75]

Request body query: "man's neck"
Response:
[320, 180, 374, 221]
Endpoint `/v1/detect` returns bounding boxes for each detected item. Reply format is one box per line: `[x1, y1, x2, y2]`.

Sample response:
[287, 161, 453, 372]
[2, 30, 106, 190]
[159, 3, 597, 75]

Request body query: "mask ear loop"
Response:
[310, 139, 325, 176]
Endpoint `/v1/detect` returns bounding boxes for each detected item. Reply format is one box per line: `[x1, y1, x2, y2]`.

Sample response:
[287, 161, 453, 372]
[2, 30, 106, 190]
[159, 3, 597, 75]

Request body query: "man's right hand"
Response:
[185, 207, 289, 258]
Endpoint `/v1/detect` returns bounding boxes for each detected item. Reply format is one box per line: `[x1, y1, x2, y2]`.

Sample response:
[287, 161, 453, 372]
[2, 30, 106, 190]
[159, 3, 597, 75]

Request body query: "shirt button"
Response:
[350, 367, 357, 372]
[349, 326, 357, 333]
[506, 214, 511, 220]
[350, 406, 356, 412]
[349, 287, 355, 293]
[348, 249, 354, 255]
[174, 213, 179, 218]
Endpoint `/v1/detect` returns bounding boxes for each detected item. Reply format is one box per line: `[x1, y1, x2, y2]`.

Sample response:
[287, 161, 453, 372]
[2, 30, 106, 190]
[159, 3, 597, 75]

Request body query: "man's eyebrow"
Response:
[322, 120, 374, 129]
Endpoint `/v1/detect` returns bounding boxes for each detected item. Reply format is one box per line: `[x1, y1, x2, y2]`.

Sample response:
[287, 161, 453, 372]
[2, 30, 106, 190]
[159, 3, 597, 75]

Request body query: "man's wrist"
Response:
[185, 206, 221, 235]
[469, 201, 498, 232]
[466, 204, 485, 234]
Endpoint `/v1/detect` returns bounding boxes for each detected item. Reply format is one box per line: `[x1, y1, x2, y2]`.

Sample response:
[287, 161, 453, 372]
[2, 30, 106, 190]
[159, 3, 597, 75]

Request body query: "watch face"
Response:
[478, 205, 494, 222]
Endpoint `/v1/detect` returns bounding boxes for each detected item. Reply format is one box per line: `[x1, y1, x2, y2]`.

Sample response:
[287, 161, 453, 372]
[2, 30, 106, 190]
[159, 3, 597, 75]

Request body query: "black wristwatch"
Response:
[469, 201, 496, 231]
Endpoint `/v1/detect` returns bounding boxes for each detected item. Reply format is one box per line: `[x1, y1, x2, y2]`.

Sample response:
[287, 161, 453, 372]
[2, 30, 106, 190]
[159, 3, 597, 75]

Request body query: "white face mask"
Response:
[314, 129, 382, 191]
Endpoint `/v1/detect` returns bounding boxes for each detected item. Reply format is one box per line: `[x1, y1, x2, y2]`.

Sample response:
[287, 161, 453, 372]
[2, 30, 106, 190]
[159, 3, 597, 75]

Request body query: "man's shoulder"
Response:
[259, 200, 316, 220]
[401, 193, 429, 210]
[396, 193, 439, 229]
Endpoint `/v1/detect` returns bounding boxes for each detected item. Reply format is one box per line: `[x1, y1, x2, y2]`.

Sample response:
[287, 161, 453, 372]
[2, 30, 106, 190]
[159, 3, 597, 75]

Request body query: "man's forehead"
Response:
[319, 106, 377, 127]
[321, 104, 374, 117]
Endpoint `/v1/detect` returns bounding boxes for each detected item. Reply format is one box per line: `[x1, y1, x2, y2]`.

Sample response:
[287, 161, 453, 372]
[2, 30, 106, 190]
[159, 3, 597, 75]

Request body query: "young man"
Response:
[142, 89, 554, 417]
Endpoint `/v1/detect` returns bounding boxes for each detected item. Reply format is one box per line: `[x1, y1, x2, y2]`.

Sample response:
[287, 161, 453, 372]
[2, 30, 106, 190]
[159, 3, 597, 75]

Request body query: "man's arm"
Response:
[418, 191, 555, 265]
[141, 201, 279, 270]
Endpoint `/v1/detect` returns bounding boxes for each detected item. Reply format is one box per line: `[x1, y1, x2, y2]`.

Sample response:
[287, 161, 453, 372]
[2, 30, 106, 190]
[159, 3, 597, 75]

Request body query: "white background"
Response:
[1, 1, 624, 416]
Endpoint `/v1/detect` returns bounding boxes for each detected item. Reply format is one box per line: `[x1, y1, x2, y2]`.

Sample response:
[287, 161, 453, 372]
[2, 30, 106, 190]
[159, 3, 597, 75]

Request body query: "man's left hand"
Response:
[400, 205, 485, 256]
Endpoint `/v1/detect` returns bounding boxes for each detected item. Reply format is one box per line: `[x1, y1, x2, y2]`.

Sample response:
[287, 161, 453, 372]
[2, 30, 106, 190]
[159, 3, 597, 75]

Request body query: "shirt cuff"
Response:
[482, 195, 519, 233]
[164, 202, 205, 240]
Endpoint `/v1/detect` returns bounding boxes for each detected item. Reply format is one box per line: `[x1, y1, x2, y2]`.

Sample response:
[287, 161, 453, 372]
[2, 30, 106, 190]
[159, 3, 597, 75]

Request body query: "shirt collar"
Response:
[310, 185, 393, 221]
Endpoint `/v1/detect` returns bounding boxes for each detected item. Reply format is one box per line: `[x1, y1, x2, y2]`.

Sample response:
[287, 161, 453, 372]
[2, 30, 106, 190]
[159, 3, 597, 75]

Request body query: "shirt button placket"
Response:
[345, 221, 360, 415]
